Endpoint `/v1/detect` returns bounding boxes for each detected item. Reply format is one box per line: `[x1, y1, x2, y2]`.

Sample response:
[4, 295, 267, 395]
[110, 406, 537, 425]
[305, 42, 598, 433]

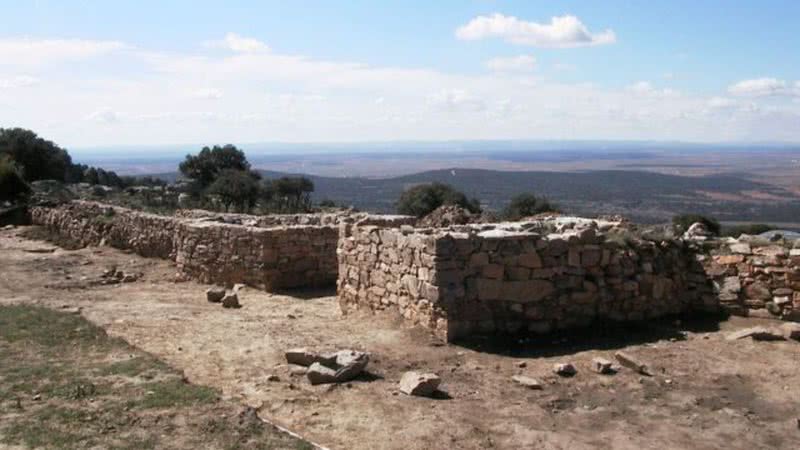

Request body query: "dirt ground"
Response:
[1, 226, 799, 450]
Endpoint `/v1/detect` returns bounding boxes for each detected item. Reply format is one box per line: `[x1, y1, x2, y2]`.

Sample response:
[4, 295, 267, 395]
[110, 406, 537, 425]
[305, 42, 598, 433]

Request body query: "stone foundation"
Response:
[338, 223, 718, 341]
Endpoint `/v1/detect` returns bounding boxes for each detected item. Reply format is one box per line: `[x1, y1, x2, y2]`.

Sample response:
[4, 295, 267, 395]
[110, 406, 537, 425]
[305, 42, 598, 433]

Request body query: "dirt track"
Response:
[1, 226, 799, 450]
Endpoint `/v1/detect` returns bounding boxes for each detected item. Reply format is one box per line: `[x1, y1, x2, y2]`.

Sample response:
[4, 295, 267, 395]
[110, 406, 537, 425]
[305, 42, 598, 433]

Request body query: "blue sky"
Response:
[1, 0, 799, 147]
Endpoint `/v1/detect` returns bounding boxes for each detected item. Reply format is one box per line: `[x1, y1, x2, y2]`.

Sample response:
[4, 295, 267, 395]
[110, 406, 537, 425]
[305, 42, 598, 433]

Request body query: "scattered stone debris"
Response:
[725, 326, 785, 341]
[590, 357, 615, 375]
[399, 372, 442, 397]
[221, 292, 241, 308]
[2, 224, 15, 230]
[418, 205, 474, 228]
[288, 365, 308, 377]
[512, 375, 542, 390]
[206, 287, 226, 303]
[286, 349, 369, 385]
[99, 266, 140, 284]
[553, 363, 577, 377]
[614, 352, 651, 376]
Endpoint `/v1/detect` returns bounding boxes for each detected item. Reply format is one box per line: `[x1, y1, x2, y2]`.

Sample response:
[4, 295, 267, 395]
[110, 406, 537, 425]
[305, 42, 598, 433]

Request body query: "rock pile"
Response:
[418, 205, 474, 228]
[284, 348, 370, 385]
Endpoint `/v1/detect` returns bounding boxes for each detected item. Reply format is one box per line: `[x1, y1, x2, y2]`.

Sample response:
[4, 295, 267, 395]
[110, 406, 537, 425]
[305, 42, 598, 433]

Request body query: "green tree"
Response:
[396, 182, 481, 217]
[0, 156, 31, 202]
[672, 213, 721, 236]
[265, 176, 315, 213]
[0, 128, 73, 181]
[205, 169, 262, 212]
[502, 193, 558, 220]
[178, 145, 250, 188]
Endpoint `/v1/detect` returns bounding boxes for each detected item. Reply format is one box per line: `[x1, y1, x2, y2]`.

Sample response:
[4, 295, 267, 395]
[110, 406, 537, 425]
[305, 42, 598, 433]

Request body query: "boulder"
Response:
[553, 363, 577, 377]
[307, 363, 339, 385]
[304, 349, 369, 385]
[285, 348, 320, 366]
[206, 287, 226, 303]
[399, 372, 441, 396]
[512, 375, 542, 390]
[221, 292, 241, 308]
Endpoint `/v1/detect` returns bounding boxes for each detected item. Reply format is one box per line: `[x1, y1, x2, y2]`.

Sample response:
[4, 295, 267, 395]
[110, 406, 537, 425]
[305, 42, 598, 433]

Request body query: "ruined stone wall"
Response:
[702, 241, 800, 321]
[338, 225, 716, 341]
[175, 208, 416, 228]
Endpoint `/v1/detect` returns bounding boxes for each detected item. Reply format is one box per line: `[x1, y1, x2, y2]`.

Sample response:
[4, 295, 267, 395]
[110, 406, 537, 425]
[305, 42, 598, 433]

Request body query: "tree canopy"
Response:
[205, 169, 263, 212]
[0, 156, 31, 202]
[178, 145, 251, 188]
[263, 176, 315, 213]
[502, 193, 558, 220]
[0, 128, 73, 181]
[396, 182, 481, 217]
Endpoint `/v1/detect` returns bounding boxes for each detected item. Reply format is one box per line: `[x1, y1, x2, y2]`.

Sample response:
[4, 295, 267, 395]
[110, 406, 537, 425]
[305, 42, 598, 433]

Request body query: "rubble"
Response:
[614, 352, 651, 375]
[288, 349, 369, 385]
[399, 372, 442, 396]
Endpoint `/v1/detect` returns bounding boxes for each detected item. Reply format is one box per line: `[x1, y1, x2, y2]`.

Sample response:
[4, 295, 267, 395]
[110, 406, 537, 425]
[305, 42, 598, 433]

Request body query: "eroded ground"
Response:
[1, 226, 799, 449]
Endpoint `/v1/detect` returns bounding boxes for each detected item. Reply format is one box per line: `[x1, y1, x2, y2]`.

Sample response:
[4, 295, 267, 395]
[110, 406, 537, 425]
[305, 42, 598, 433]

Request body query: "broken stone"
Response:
[221, 292, 241, 308]
[725, 326, 785, 341]
[206, 287, 226, 303]
[305, 350, 369, 385]
[285, 348, 319, 366]
[288, 365, 308, 376]
[512, 375, 542, 390]
[307, 362, 339, 385]
[614, 352, 651, 375]
[591, 357, 615, 374]
[399, 371, 441, 396]
[730, 243, 752, 255]
[553, 363, 577, 377]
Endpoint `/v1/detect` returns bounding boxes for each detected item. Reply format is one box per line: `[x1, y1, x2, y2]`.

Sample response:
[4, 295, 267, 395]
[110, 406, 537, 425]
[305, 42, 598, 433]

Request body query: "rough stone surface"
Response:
[221, 292, 240, 308]
[399, 372, 441, 396]
[553, 363, 577, 377]
[206, 287, 226, 303]
[615, 352, 650, 375]
[726, 326, 785, 341]
[591, 357, 615, 374]
[781, 323, 800, 341]
[512, 375, 542, 390]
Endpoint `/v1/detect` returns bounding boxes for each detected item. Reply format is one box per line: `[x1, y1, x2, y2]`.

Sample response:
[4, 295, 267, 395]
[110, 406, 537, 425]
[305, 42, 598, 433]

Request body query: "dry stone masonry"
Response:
[338, 221, 718, 341]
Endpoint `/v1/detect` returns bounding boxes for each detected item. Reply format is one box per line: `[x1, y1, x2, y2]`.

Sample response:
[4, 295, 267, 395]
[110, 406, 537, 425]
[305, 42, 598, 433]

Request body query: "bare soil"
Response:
[1, 226, 799, 449]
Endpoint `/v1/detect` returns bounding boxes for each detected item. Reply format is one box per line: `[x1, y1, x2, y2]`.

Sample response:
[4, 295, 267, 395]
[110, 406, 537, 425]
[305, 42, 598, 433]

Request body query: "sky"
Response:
[0, 0, 799, 148]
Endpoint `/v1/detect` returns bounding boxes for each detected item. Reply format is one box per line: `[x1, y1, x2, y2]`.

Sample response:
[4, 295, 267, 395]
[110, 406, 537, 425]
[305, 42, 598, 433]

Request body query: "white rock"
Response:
[399, 371, 441, 397]
[512, 375, 542, 390]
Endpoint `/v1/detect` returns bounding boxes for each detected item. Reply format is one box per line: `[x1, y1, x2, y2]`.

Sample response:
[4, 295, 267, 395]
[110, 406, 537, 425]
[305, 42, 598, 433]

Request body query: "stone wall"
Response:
[702, 240, 800, 321]
[338, 224, 717, 341]
[175, 208, 416, 228]
[30, 201, 413, 290]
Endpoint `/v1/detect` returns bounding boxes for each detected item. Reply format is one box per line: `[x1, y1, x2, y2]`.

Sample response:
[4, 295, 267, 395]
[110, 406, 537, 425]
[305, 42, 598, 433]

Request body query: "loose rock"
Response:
[206, 287, 226, 303]
[512, 375, 542, 390]
[221, 292, 241, 308]
[553, 363, 577, 377]
[399, 371, 441, 397]
[591, 357, 615, 374]
[779, 323, 800, 341]
[725, 326, 784, 341]
[614, 352, 651, 375]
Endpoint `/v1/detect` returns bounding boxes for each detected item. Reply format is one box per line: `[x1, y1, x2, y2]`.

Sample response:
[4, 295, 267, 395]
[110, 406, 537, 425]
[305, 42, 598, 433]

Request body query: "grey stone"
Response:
[307, 362, 339, 385]
[206, 287, 226, 303]
[614, 352, 651, 375]
[512, 375, 542, 390]
[591, 357, 615, 374]
[780, 323, 800, 341]
[399, 371, 441, 396]
[553, 362, 577, 377]
[725, 326, 785, 341]
[221, 292, 240, 308]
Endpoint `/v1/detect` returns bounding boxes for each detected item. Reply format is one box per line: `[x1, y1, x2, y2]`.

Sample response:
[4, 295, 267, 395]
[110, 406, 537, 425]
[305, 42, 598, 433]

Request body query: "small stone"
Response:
[512, 375, 542, 390]
[307, 363, 339, 385]
[285, 348, 319, 367]
[288, 365, 308, 376]
[206, 287, 226, 303]
[553, 363, 577, 377]
[614, 352, 651, 375]
[591, 357, 615, 374]
[399, 371, 441, 397]
[221, 292, 241, 308]
[725, 326, 784, 341]
[516, 361, 527, 368]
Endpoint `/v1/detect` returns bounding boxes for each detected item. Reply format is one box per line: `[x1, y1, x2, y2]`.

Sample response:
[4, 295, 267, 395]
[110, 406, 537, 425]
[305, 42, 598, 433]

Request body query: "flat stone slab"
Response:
[399, 371, 441, 397]
[726, 326, 785, 341]
[512, 375, 543, 390]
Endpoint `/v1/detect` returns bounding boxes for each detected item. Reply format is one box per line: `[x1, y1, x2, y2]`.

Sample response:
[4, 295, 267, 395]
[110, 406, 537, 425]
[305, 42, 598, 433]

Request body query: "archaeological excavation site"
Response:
[2, 200, 800, 449]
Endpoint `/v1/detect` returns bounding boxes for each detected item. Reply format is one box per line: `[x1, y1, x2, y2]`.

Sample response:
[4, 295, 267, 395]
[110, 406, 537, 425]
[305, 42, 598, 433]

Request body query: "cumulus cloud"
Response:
[85, 108, 120, 124]
[456, 14, 616, 48]
[485, 55, 536, 72]
[727, 78, 797, 97]
[427, 89, 486, 112]
[0, 37, 126, 67]
[626, 81, 679, 97]
[0, 75, 39, 89]
[206, 32, 270, 53]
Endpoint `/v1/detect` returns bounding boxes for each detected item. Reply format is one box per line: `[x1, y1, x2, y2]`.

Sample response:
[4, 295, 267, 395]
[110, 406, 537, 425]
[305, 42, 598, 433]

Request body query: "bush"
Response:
[0, 156, 31, 202]
[0, 128, 72, 181]
[672, 214, 720, 235]
[262, 176, 315, 213]
[205, 169, 262, 212]
[502, 193, 558, 220]
[720, 223, 776, 238]
[396, 182, 481, 217]
[179, 145, 250, 188]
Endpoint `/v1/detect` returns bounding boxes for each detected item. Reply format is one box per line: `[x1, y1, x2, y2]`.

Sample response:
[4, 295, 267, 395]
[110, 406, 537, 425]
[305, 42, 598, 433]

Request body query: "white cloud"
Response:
[0, 75, 39, 89]
[727, 77, 797, 97]
[190, 88, 223, 100]
[85, 108, 120, 124]
[207, 32, 270, 53]
[427, 89, 486, 112]
[707, 96, 738, 109]
[486, 55, 536, 72]
[456, 14, 616, 48]
[0, 37, 126, 67]
[626, 81, 679, 97]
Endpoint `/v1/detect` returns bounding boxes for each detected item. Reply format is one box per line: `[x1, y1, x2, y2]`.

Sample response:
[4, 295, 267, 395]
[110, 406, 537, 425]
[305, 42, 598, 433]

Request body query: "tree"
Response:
[265, 176, 315, 213]
[0, 128, 73, 181]
[178, 145, 250, 188]
[502, 193, 558, 220]
[672, 213, 720, 236]
[396, 182, 481, 217]
[0, 156, 31, 202]
[205, 169, 262, 212]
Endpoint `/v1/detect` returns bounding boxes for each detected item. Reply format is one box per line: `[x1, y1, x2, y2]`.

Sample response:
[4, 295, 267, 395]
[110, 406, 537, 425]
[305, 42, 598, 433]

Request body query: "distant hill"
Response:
[143, 168, 800, 224]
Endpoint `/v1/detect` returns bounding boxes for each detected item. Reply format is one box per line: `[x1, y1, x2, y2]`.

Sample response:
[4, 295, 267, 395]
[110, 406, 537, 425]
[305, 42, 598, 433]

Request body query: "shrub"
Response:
[205, 169, 262, 212]
[396, 182, 481, 217]
[179, 145, 250, 188]
[672, 213, 720, 235]
[0, 156, 31, 202]
[502, 193, 558, 220]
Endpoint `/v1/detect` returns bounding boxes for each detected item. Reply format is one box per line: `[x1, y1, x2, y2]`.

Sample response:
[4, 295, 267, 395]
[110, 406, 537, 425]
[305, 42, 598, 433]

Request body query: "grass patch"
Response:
[0, 305, 310, 449]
